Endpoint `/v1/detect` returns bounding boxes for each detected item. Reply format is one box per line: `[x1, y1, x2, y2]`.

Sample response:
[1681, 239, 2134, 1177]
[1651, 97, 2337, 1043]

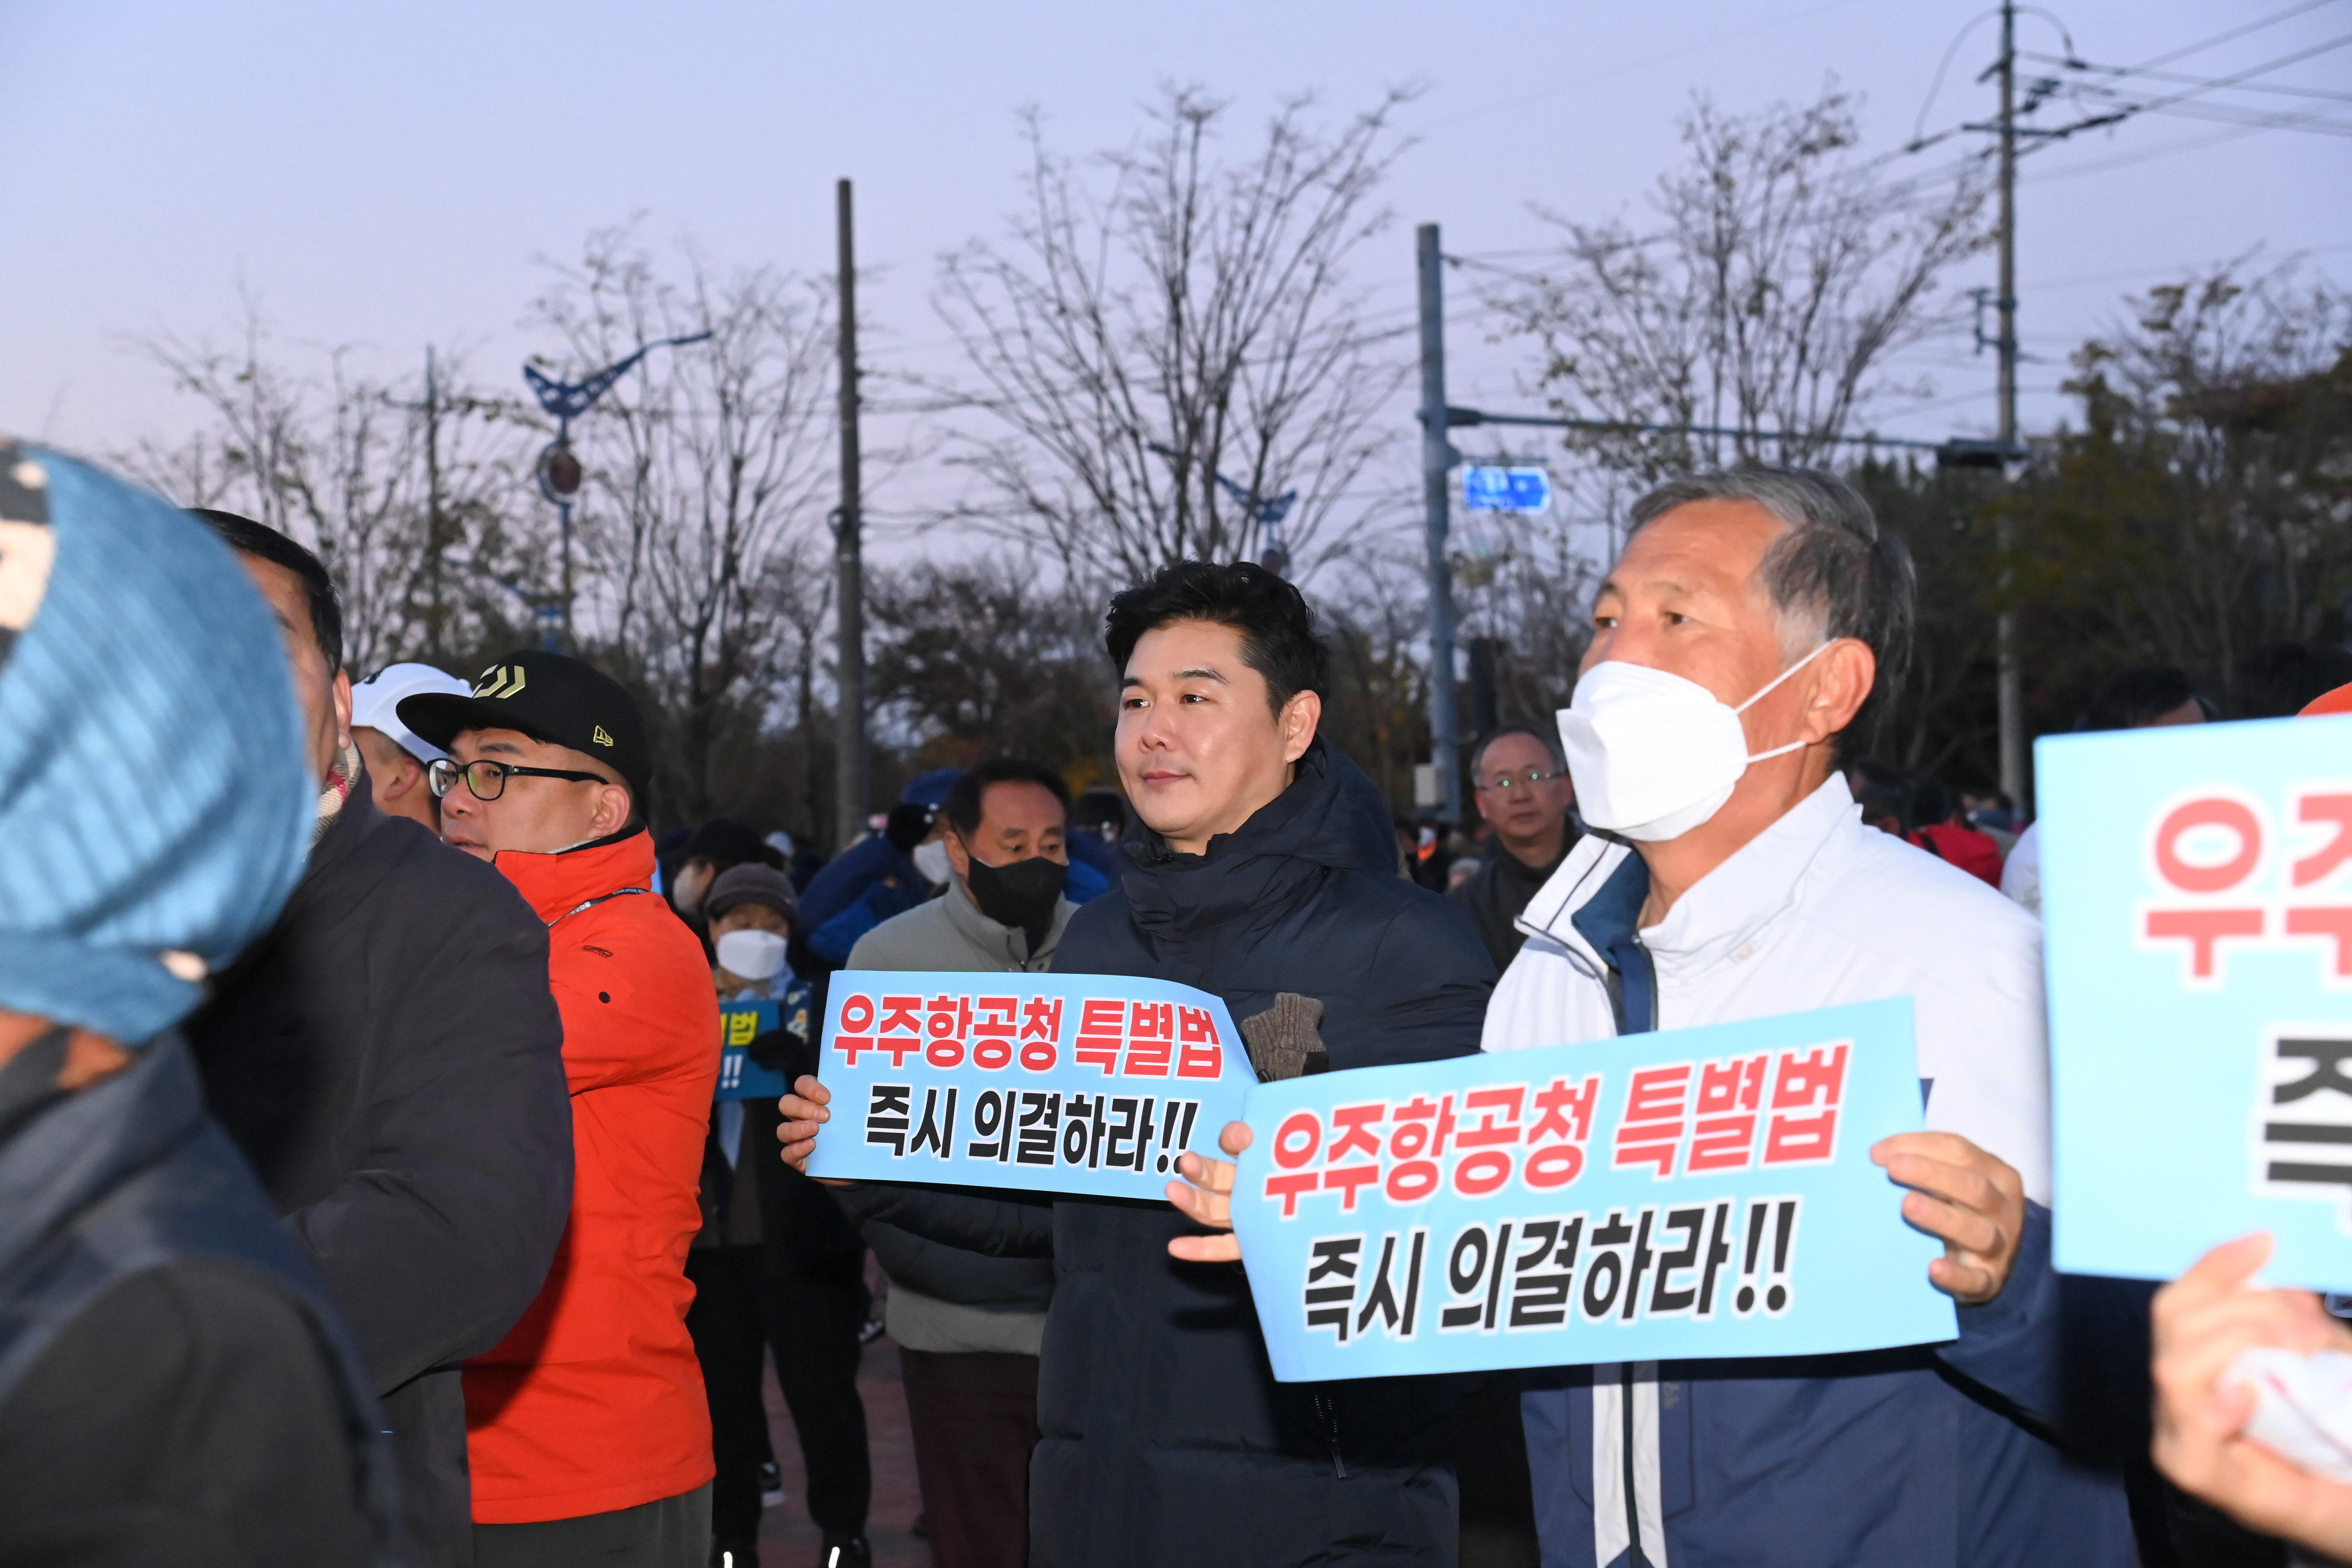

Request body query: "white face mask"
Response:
[912, 838, 952, 886]
[715, 927, 789, 983]
[1556, 644, 1832, 843]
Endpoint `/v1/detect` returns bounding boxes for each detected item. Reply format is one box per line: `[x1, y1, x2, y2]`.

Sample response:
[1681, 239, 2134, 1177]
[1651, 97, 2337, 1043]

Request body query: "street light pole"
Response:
[834, 177, 870, 853]
[523, 331, 712, 651]
[1993, 0, 2027, 815]
[1416, 223, 1464, 829]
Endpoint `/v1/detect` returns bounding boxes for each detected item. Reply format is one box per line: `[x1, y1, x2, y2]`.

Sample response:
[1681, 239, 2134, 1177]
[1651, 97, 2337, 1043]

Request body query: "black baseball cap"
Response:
[399, 650, 651, 804]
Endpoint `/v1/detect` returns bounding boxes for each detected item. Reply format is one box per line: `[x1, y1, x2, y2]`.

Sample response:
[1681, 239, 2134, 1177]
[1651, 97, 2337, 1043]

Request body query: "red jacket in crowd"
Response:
[464, 828, 720, 1524]
[1913, 821, 2005, 888]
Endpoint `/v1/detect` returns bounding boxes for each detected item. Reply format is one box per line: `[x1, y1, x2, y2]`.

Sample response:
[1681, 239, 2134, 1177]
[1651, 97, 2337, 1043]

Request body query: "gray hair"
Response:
[1627, 466, 1916, 759]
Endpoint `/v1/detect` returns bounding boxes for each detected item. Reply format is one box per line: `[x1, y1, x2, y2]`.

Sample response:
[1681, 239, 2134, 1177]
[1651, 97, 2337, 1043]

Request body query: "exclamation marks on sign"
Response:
[1733, 1197, 1799, 1317]
[1157, 1100, 1201, 1172]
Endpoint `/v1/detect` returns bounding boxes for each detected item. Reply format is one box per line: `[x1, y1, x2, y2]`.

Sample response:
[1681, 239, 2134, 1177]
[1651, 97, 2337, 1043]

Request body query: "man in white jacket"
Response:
[1481, 468, 2133, 1567]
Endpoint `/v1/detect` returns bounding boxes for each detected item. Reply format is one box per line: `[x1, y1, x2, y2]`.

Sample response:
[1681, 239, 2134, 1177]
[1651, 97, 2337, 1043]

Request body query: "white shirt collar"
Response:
[1517, 773, 1861, 975]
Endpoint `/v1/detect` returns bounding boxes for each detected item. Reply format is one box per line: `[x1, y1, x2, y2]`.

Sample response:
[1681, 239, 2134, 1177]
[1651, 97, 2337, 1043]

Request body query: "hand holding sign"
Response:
[1870, 1130, 2026, 1304]
[1167, 1122, 1252, 1263]
[777, 1073, 831, 1174]
[2152, 1232, 2352, 1556]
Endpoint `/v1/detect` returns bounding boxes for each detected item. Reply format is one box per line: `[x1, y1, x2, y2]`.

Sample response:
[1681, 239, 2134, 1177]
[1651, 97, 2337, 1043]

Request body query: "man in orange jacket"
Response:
[403, 652, 719, 1568]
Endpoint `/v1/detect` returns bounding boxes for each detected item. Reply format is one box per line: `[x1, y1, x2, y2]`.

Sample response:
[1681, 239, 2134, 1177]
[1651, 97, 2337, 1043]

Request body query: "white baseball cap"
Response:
[350, 662, 471, 764]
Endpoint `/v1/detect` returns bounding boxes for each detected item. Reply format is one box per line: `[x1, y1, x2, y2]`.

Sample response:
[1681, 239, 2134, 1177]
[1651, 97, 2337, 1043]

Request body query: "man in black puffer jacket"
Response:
[182, 512, 574, 1566]
[788, 562, 1495, 1567]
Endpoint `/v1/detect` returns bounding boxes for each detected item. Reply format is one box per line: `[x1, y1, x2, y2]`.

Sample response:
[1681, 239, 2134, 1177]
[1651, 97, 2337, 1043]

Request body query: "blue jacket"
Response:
[1522, 1209, 2133, 1567]
[801, 835, 932, 964]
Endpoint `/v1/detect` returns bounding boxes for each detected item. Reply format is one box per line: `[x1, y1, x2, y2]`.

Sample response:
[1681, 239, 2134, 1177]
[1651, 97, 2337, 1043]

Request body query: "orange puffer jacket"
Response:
[462, 827, 719, 1523]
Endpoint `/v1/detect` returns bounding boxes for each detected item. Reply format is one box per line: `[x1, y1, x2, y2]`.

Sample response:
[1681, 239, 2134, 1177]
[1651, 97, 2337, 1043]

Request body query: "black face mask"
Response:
[963, 853, 1067, 947]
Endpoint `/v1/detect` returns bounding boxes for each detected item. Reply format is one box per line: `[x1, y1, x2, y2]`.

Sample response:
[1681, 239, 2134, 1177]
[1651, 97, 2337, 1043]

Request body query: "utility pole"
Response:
[1416, 222, 1464, 828]
[423, 346, 446, 661]
[1993, 0, 2026, 814]
[834, 177, 870, 852]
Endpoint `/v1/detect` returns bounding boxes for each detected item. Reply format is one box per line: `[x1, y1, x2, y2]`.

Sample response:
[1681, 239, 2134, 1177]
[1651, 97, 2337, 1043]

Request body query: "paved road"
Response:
[758, 1330, 930, 1568]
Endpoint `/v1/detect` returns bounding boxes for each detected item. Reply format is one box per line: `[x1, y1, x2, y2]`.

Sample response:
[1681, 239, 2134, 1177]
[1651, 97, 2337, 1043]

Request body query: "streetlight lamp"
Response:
[1144, 441, 1300, 576]
[521, 331, 712, 649]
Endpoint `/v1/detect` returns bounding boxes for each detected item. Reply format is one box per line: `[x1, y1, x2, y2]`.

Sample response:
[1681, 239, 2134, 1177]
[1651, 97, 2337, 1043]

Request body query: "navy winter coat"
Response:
[847, 741, 1495, 1566]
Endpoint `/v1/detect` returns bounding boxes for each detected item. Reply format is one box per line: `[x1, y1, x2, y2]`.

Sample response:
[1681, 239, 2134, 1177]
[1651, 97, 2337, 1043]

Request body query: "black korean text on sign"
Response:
[909, 1086, 957, 1158]
[1354, 1230, 1428, 1342]
[866, 1084, 911, 1155]
[1732, 1197, 1801, 1317]
[2257, 1031, 2352, 1204]
[1438, 1217, 1590, 1334]
[1305, 1236, 1362, 1340]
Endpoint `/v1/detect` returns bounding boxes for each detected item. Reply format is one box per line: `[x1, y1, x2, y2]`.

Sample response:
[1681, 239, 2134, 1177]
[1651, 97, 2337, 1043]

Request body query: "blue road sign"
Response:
[1463, 466, 1553, 514]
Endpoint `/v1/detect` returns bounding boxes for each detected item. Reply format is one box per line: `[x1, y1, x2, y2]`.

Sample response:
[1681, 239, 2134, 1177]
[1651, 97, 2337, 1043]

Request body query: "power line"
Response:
[2129, 0, 2343, 72]
[2020, 48, 2352, 104]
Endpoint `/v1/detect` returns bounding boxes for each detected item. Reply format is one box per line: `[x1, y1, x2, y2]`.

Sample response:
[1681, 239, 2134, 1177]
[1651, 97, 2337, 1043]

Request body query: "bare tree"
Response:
[529, 230, 838, 822]
[1494, 86, 1988, 480]
[925, 85, 1416, 581]
[867, 558, 1115, 778]
[127, 304, 539, 672]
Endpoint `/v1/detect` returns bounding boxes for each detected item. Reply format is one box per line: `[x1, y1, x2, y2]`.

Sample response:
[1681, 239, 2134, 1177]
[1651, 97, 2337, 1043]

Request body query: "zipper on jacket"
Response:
[1311, 1391, 1347, 1478]
[1622, 1362, 1649, 1567]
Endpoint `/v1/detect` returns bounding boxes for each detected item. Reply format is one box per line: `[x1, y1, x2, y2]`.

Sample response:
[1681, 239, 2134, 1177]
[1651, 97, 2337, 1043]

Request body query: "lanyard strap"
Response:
[546, 887, 650, 928]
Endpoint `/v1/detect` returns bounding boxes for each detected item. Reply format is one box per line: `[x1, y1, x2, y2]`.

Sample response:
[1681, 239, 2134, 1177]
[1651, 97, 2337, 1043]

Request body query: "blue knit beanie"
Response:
[0, 442, 313, 1043]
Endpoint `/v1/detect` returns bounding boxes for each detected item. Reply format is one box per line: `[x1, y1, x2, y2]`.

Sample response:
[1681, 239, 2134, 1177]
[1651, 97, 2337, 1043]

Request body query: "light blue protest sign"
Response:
[2042, 714, 2352, 1291]
[716, 999, 791, 1103]
[1230, 999, 1952, 1381]
[805, 970, 1255, 1200]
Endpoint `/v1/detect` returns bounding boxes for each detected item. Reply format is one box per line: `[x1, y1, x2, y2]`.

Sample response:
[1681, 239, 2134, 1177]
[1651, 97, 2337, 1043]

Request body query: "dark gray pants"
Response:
[473, 1482, 712, 1568]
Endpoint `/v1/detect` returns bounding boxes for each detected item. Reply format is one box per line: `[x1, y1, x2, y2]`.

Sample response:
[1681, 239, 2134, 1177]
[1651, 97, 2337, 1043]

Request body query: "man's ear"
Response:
[332, 670, 354, 753]
[942, 827, 973, 880]
[594, 783, 634, 837]
[1805, 639, 1877, 745]
[1279, 689, 1324, 765]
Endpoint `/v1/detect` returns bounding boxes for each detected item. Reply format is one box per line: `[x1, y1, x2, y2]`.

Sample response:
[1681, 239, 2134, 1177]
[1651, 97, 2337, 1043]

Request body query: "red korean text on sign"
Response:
[1612, 1063, 1692, 1178]
[1386, 1093, 1458, 1202]
[1075, 999, 1124, 1074]
[1175, 1005, 1223, 1079]
[972, 996, 1018, 1070]
[1123, 1001, 1174, 1076]
[1526, 1073, 1601, 1189]
[1019, 996, 1061, 1071]
[1686, 1053, 1769, 1172]
[1762, 1044, 1847, 1165]
[877, 995, 924, 1068]
[2145, 796, 2265, 982]
[925, 994, 973, 1068]
[834, 993, 877, 1067]
[1451, 1085, 1524, 1196]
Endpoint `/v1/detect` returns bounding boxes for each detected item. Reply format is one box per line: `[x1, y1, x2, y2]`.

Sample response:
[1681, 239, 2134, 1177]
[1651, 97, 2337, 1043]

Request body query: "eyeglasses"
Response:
[1474, 767, 1565, 793]
[427, 757, 612, 801]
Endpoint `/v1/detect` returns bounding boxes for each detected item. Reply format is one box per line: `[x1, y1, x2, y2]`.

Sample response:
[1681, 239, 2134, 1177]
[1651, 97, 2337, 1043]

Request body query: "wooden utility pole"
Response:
[834, 178, 869, 852]
[423, 345, 447, 660]
[1994, 0, 2025, 813]
[1416, 222, 1464, 828]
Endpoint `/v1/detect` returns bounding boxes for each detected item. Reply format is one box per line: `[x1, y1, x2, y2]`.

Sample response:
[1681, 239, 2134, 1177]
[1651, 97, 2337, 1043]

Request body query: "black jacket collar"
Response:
[1117, 740, 1398, 945]
[0, 1034, 203, 1277]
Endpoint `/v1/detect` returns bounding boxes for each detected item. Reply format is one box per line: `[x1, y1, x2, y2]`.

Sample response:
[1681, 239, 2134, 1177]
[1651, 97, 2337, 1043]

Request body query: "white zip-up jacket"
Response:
[1484, 774, 2131, 1568]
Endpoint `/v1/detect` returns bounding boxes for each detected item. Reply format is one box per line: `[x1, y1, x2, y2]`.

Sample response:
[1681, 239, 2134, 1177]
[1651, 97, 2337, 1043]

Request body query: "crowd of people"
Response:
[3, 440, 2351, 1568]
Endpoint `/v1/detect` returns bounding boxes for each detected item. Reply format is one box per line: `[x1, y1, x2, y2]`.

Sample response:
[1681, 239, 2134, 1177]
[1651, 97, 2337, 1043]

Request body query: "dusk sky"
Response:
[6, 0, 2347, 554]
